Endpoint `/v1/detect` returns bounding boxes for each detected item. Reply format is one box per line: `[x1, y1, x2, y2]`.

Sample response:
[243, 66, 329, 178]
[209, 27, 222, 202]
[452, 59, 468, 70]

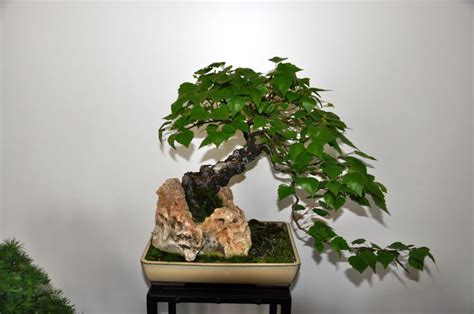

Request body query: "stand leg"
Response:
[281, 299, 292, 314]
[269, 303, 277, 314]
[146, 298, 157, 314]
[169, 301, 177, 314]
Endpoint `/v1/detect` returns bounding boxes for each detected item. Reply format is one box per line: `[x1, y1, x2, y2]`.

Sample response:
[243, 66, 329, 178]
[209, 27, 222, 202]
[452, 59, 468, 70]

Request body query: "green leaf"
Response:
[222, 124, 237, 136]
[313, 208, 330, 217]
[233, 121, 250, 133]
[377, 251, 399, 268]
[372, 194, 388, 213]
[286, 91, 299, 102]
[271, 72, 293, 95]
[323, 192, 345, 210]
[308, 125, 335, 144]
[249, 86, 267, 106]
[167, 133, 177, 149]
[301, 96, 316, 112]
[339, 134, 357, 149]
[206, 124, 218, 133]
[354, 150, 377, 161]
[408, 247, 431, 271]
[158, 121, 172, 142]
[212, 132, 229, 148]
[190, 105, 208, 120]
[359, 250, 377, 271]
[342, 172, 365, 196]
[252, 116, 267, 129]
[331, 236, 350, 252]
[348, 255, 368, 273]
[295, 176, 319, 196]
[216, 71, 235, 84]
[344, 156, 367, 174]
[173, 115, 190, 128]
[352, 238, 366, 245]
[292, 203, 305, 211]
[276, 63, 302, 74]
[300, 77, 311, 86]
[365, 181, 385, 200]
[376, 182, 388, 193]
[227, 95, 246, 114]
[194, 62, 225, 75]
[163, 111, 179, 121]
[314, 241, 325, 253]
[307, 141, 324, 157]
[280, 130, 298, 140]
[408, 257, 424, 270]
[371, 242, 382, 249]
[349, 194, 370, 206]
[199, 135, 214, 148]
[256, 101, 271, 114]
[278, 184, 294, 201]
[388, 242, 410, 251]
[327, 181, 342, 195]
[427, 252, 436, 263]
[308, 221, 336, 242]
[333, 196, 345, 209]
[209, 87, 233, 100]
[269, 56, 288, 63]
[175, 129, 194, 147]
[322, 164, 344, 180]
[366, 179, 388, 213]
[289, 143, 305, 161]
[178, 82, 197, 96]
[210, 106, 230, 120]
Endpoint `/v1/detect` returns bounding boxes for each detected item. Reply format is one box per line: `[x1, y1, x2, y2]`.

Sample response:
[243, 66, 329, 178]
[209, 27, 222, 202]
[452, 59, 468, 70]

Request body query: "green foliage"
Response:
[159, 57, 434, 276]
[278, 184, 294, 200]
[0, 239, 75, 313]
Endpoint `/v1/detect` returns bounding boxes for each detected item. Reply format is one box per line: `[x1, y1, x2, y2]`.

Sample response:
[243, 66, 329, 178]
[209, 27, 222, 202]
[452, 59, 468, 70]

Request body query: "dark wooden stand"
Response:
[146, 282, 292, 314]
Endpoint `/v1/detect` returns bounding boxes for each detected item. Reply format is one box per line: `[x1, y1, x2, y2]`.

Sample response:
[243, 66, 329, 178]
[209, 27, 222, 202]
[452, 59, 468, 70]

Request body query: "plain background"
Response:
[1, 1, 473, 313]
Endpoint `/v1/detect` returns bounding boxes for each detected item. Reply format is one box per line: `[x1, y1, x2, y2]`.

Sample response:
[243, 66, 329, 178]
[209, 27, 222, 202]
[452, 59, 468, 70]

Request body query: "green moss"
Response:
[145, 220, 296, 263]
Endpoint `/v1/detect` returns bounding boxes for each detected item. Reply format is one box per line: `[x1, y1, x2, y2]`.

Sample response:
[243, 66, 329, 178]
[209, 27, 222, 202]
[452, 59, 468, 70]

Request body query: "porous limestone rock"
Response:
[201, 188, 252, 257]
[152, 178, 203, 261]
[151, 178, 251, 261]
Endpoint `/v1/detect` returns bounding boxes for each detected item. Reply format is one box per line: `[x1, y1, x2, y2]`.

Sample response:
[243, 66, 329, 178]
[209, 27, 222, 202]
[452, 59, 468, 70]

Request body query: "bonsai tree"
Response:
[158, 57, 434, 274]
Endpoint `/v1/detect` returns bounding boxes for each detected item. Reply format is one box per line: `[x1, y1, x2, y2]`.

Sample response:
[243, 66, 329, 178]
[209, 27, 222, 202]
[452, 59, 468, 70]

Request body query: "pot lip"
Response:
[141, 221, 301, 267]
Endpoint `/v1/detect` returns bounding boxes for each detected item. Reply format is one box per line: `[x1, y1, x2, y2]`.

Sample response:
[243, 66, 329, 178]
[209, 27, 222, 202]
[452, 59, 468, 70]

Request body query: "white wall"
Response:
[471, 3, 474, 312]
[2, 1, 472, 313]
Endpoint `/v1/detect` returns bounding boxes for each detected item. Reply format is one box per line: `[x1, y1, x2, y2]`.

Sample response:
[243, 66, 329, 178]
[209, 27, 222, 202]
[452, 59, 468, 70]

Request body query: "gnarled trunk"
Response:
[182, 144, 264, 222]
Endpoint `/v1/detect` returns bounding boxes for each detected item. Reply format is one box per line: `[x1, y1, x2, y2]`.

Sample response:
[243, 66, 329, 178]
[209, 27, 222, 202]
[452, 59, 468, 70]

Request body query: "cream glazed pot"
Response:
[141, 222, 301, 286]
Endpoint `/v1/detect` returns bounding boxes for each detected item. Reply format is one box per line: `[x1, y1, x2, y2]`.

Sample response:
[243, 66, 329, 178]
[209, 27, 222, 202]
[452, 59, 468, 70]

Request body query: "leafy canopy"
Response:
[159, 57, 434, 275]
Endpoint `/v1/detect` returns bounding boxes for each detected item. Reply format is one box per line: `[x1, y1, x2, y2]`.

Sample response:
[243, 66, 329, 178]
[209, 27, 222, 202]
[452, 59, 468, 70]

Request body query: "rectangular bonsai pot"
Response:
[140, 221, 301, 286]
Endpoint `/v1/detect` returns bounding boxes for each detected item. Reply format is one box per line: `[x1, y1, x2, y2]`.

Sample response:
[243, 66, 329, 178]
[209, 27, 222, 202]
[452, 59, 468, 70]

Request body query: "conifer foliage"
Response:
[0, 239, 74, 313]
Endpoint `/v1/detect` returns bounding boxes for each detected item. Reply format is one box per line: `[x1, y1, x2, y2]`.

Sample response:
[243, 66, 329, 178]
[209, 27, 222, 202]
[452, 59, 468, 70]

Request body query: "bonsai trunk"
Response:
[182, 142, 264, 222]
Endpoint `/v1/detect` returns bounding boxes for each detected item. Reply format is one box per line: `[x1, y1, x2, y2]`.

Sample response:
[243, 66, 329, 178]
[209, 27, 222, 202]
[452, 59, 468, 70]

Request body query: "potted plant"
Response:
[141, 57, 434, 284]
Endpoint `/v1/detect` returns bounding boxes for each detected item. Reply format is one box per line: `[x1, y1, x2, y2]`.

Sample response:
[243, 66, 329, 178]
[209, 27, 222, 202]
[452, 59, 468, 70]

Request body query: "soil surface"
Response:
[145, 220, 296, 263]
